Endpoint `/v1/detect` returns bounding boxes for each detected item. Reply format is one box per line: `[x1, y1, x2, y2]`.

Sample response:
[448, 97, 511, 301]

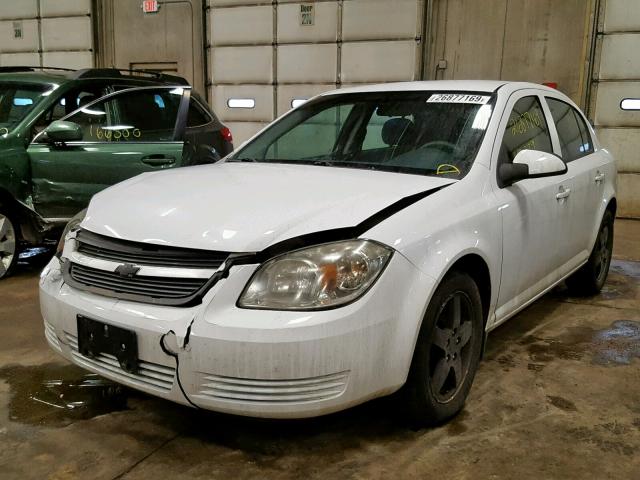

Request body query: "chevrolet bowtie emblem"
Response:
[115, 263, 141, 278]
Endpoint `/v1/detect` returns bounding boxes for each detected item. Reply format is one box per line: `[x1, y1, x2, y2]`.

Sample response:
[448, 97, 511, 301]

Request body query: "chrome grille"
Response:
[75, 229, 229, 269]
[69, 263, 207, 299]
[195, 371, 349, 404]
[65, 333, 175, 392]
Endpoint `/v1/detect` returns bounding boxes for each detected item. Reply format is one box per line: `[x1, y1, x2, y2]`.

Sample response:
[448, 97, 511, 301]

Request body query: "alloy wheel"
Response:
[428, 291, 474, 403]
[0, 213, 17, 278]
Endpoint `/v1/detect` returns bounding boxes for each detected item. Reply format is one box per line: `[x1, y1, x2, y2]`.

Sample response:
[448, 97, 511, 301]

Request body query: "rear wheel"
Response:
[0, 206, 18, 280]
[566, 210, 614, 296]
[403, 271, 483, 426]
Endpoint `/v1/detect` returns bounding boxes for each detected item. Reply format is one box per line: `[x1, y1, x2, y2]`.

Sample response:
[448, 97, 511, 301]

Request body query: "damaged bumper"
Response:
[39, 253, 434, 418]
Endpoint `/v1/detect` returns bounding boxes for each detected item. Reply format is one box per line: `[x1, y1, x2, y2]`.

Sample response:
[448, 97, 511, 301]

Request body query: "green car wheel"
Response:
[0, 206, 18, 279]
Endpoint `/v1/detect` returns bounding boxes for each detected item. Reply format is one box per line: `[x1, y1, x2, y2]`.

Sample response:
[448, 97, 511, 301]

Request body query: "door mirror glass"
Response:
[42, 120, 83, 143]
[499, 149, 567, 186]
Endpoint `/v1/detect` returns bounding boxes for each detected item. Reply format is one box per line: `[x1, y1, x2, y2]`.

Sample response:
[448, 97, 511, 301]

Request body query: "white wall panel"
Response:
[207, 0, 422, 144]
[594, 82, 640, 127]
[342, 0, 419, 40]
[0, 52, 40, 66]
[0, 19, 39, 52]
[341, 41, 417, 83]
[210, 6, 272, 45]
[277, 44, 336, 84]
[211, 46, 272, 84]
[40, 0, 91, 16]
[211, 84, 274, 122]
[277, 2, 338, 43]
[0, 1, 37, 19]
[42, 51, 92, 70]
[594, 0, 640, 216]
[41, 17, 92, 51]
[599, 34, 640, 80]
[277, 83, 335, 116]
[603, 0, 640, 32]
[597, 128, 640, 173]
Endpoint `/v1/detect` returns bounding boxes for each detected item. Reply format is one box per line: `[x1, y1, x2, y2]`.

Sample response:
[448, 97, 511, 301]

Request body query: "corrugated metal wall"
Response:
[207, 0, 425, 143]
[592, 0, 640, 217]
[0, 0, 93, 69]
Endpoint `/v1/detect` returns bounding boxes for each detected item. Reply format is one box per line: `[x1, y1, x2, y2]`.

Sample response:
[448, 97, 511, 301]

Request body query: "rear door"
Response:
[544, 96, 603, 261]
[27, 86, 190, 219]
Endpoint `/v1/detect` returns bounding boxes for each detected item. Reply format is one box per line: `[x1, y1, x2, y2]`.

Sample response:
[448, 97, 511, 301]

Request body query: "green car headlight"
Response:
[56, 209, 87, 257]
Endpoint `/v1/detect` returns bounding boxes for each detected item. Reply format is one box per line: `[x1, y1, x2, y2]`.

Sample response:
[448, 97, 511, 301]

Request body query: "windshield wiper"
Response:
[227, 157, 260, 163]
[312, 160, 335, 167]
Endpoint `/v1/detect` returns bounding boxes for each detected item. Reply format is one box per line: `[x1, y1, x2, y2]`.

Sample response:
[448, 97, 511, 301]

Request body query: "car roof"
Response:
[0, 68, 188, 87]
[0, 71, 69, 85]
[320, 80, 559, 97]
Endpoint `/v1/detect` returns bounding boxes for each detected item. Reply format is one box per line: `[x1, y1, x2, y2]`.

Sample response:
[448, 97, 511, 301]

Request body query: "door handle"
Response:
[141, 154, 176, 166]
[594, 171, 605, 183]
[556, 186, 571, 200]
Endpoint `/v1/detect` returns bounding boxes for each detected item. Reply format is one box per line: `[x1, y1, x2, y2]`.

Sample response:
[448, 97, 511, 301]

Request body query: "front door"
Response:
[492, 92, 574, 322]
[28, 86, 190, 219]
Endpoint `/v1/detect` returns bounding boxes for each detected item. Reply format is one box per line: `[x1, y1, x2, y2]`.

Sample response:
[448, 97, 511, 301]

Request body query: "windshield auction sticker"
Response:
[427, 94, 491, 104]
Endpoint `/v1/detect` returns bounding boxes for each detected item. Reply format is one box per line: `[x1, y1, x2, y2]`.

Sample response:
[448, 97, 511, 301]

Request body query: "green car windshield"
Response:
[0, 83, 51, 132]
[229, 91, 495, 178]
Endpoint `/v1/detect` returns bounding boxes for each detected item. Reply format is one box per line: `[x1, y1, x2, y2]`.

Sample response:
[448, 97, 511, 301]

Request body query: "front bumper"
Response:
[39, 253, 435, 418]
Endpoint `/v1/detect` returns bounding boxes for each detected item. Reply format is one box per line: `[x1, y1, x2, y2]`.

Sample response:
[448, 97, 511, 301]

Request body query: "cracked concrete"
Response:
[0, 220, 639, 479]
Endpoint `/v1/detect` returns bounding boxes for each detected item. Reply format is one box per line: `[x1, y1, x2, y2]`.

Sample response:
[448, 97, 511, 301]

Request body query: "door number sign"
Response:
[300, 4, 314, 26]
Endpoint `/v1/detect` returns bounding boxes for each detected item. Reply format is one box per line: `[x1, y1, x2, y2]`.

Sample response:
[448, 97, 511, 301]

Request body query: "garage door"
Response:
[0, 0, 93, 70]
[427, 0, 592, 104]
[207, 0, 426, 144]
[592, 0, 640, 218]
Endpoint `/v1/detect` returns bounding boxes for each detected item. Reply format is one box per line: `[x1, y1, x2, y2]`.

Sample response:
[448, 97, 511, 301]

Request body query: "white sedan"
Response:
[40, 81, 616, 425]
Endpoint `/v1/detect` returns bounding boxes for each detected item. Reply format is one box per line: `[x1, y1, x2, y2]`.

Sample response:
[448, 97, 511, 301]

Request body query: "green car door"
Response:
[27, 86, 191, 219]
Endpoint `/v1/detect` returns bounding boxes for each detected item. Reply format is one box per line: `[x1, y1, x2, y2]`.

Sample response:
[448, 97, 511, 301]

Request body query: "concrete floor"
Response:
[1, 221, 639, 479]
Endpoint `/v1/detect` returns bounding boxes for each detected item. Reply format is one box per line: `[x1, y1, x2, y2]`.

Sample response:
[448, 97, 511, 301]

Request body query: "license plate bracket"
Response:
[77, 315, 139, 374]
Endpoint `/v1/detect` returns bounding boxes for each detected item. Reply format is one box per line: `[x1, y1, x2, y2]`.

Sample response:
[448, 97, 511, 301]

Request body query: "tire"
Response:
[0, 204, 19, 280]
[403, 271, 484, 427]
[566, 210, 614, 296]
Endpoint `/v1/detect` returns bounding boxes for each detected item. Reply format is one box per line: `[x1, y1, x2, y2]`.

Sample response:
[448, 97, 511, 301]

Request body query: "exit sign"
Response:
[142, 0, 159, 13]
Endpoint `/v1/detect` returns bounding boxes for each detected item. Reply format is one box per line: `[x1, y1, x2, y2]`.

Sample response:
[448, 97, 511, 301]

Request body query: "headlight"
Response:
[55, 209, 87, 257]
[238, 240, 393, 310]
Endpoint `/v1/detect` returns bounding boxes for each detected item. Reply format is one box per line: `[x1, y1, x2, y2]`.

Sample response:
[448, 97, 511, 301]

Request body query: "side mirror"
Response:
[42, 120, 83, 144]
[498, 149, 567, 187]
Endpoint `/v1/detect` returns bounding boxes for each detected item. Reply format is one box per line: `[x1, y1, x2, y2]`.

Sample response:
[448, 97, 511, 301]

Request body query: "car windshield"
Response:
[230, 91, 495, 178]
[0, 83, 51, 131]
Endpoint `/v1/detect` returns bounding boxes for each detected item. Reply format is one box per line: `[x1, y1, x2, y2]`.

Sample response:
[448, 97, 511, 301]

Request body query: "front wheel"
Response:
[566, 210, 614, 296]
[0, 206, 19, 280]
[403, 271, 484, 426]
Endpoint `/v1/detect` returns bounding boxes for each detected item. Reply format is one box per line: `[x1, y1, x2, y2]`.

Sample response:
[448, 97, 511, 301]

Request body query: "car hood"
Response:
[83, 162, 454, 252]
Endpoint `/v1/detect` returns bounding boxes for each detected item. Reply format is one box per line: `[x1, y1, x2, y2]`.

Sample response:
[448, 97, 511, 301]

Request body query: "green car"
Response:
[0, 67, 233, 279]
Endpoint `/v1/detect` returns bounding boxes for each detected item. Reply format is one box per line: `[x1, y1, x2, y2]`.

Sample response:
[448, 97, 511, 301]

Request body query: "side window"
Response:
[186, 98, 212, 127]
[56, 88, 183, 142]
[546, 98, 593, 162]
[32, 87, 107, 137]
[501, 96, 553, 163]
